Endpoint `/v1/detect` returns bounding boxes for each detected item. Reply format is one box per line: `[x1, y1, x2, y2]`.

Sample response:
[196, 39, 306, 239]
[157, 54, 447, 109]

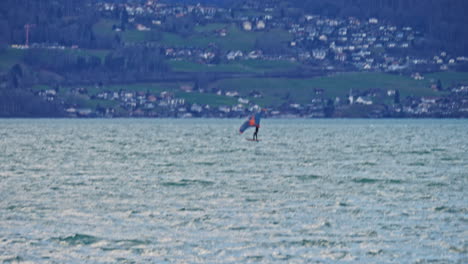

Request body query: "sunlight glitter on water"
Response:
[0, 119, 467, 263]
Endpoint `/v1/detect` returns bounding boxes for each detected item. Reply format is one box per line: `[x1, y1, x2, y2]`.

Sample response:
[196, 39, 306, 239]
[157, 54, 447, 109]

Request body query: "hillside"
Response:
[0, 0, 468, 117]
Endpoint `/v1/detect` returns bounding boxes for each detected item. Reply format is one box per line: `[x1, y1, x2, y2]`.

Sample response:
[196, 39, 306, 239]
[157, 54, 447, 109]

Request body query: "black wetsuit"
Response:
[253, 126, 259, 140]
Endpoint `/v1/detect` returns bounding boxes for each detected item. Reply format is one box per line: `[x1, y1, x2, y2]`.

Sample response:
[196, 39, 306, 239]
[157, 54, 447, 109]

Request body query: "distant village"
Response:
[91, 0, 468, 72]
[16, 0, 468, 118]
[36, 81, 468, 118]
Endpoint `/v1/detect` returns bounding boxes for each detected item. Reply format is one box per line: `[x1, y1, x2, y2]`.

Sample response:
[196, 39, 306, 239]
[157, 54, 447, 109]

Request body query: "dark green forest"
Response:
[0, 0, 93, 116]
[0, 0, 171, 116]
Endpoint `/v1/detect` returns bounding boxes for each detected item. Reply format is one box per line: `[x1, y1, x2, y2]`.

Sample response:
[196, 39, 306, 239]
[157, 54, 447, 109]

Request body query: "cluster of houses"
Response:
[10, 1, 465, 75]
[95, 1, 465, 73]
[399, 96, 468, 117]
[98, 1, 223, 21]
[50, 85, 261, 118]
[34, 80, 468, 118]
[24, 1, 468, 118]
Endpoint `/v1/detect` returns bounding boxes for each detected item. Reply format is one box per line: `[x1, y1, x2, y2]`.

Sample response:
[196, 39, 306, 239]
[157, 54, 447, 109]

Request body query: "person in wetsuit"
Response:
[253, 126, 259, 141]
[239, 108, 266, 141]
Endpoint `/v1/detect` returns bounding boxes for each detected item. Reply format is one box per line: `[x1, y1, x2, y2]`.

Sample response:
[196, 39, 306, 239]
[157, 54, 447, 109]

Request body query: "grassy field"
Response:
[93, 20, 278, 51]
[211, 72, 468, 107]
[31, 84, 51, 91]
[0, 48, 25, 71]
[215, 26, 291, 51]
[169, 59, 299, 73]
[210, 24, 257, 51]
[121, 30, 151, 42]
[161, 24, 292, 51]
[424, 72, 468, 87]
[93, 19, 153, 43]
[65, 49, 110, 60]
[212, 77, 314, 106]
[194, 23, 226, 33]
[175, 91, 237, 106]
[93, 19, 117, 37]
[24, 71, 468, 109]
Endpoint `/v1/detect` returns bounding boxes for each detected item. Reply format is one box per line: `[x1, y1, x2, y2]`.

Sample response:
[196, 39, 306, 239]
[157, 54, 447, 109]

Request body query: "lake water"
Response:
[0, 119, 466, 263]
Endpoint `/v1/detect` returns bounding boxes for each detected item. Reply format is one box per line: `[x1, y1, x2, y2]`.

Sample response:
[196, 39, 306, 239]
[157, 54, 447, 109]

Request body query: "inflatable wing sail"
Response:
[254, 112, 262, 124]
[239, 113, 262, 134]
[239, 119, 251, 133]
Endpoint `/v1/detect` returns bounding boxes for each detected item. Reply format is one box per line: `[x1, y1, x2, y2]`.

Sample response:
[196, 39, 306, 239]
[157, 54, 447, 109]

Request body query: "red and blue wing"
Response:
[239, 119, 251, 134]
[239, 113, 262, 134]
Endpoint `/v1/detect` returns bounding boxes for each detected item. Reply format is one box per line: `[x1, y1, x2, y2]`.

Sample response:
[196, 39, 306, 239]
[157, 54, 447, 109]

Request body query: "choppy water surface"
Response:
[0, 119, 467, 263]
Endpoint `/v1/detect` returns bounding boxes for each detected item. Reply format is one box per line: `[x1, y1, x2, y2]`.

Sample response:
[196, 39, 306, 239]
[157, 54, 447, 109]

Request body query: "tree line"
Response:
[0, 0, 127, 49]
[0, 64, 64, 117]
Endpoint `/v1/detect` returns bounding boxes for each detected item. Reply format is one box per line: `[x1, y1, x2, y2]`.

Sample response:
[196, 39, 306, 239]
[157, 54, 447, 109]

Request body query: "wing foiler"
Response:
[239, 111, 262, 134]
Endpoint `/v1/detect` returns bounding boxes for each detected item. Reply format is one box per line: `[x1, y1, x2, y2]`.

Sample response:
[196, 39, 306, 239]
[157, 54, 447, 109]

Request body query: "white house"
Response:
[226, 50, 243, 60]
[356, 96, 373, 105]
[242, 21, 252, 31]
[190, 104, 203, 113]
[218, 106, 231, 113]
[256, 20, 265, 30]
[369, 18, 379, 24]
[238, 98, 249, 104]
[225, 91, 239, 97]
[312, 49, 327, 60]
[136, 24, 150, 31]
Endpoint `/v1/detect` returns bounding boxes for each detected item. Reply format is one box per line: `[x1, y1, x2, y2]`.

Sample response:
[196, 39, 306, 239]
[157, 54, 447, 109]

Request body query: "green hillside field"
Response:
[26, 72, 468, 110]
[0, 48, 25, 71]
[211, 72, 468, 106]
[169, 59, 299, 73]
